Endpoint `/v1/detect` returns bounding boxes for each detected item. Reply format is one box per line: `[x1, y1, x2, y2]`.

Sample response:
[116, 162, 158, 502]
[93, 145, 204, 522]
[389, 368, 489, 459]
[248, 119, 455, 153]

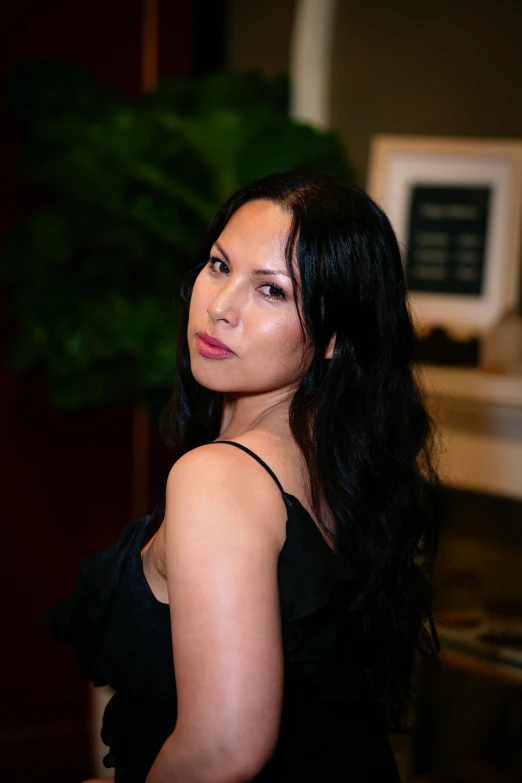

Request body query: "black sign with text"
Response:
[405, 185, 491, 295]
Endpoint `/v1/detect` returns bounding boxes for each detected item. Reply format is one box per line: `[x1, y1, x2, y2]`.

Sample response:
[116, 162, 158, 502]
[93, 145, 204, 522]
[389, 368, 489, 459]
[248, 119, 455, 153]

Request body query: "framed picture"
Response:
[367, 136, 522, 336]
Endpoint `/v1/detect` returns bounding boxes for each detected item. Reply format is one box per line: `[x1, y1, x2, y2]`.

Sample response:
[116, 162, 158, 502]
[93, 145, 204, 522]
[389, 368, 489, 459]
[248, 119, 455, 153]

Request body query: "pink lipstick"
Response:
[195, 332, 235, 359]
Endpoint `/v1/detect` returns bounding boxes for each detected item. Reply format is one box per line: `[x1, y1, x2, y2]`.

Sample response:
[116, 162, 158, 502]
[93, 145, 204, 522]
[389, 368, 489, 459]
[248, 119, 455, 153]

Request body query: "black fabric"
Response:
[45, 444, 400, 782]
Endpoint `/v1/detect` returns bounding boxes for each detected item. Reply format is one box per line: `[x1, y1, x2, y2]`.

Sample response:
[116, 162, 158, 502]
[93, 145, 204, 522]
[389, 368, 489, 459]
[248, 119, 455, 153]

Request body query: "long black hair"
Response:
[162, 172, 440, 728]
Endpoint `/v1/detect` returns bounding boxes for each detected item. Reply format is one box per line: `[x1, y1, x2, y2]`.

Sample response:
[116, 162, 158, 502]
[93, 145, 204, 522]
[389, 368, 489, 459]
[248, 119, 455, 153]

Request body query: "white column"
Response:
[289, 0, 337, 129]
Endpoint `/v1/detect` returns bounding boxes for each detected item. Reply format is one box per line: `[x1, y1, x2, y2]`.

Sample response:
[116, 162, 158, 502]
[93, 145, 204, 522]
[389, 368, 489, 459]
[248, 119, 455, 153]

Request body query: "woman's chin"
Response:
[189, 363, 236, 393]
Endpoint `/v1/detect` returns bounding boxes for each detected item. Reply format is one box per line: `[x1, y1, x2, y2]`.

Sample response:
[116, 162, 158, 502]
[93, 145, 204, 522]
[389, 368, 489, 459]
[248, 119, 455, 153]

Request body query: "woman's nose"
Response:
[207, 283, 242, 326]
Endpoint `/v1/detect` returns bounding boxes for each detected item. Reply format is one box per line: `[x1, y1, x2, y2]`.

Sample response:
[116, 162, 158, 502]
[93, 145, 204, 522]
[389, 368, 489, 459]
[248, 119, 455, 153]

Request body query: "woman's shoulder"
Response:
[165, 437, 289, 548]
[169, 437, 279, 489]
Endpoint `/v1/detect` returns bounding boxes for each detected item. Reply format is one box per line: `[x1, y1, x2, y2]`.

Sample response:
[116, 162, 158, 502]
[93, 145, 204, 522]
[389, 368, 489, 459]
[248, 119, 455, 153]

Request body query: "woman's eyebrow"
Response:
[252, 268, 291, 278]
[213, 241, 291, 278]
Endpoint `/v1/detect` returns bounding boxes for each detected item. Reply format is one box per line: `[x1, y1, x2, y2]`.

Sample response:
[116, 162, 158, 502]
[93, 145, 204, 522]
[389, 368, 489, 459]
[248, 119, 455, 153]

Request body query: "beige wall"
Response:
[229, 0, 522, 183]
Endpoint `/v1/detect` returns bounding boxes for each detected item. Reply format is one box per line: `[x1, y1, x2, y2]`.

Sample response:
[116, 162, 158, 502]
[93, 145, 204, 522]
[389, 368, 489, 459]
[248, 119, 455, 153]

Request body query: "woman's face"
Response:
[188, 199, 310, 394]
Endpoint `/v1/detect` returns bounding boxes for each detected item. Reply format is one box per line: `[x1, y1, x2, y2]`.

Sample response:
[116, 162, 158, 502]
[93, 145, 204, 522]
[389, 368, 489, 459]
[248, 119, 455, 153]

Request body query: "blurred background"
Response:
[1, 1, 522, 781]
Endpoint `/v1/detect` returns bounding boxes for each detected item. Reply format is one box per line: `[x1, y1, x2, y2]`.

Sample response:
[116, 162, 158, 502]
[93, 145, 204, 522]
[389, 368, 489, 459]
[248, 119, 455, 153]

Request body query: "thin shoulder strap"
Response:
[210, 441, 285, 495]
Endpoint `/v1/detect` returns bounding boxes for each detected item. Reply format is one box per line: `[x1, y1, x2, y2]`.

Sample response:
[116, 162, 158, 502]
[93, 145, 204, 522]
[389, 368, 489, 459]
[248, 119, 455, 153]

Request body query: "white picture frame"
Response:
[367, 135, 522, 337]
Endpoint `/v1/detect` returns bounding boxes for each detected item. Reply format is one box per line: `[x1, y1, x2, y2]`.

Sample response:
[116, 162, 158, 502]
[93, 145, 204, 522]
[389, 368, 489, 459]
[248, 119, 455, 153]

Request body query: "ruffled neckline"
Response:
[45, 488, 364, 712]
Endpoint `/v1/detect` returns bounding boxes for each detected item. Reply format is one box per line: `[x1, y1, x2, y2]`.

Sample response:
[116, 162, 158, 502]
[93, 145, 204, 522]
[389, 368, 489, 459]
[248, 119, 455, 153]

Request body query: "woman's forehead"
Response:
[215, 200, 294, 269]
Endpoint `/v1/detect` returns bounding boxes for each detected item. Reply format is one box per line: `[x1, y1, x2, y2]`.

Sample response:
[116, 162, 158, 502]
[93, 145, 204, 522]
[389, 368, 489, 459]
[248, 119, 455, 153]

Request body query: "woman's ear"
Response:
[324, 333, 336, 360]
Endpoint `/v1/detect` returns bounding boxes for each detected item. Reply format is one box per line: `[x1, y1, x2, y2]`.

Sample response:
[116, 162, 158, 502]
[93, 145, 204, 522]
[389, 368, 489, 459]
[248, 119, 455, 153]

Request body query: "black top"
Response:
[45, 441, 400, 782]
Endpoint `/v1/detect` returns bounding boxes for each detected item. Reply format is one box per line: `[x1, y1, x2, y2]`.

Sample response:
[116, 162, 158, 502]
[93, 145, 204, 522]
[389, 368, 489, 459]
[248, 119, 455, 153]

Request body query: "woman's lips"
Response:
[195, 333, 235, 359]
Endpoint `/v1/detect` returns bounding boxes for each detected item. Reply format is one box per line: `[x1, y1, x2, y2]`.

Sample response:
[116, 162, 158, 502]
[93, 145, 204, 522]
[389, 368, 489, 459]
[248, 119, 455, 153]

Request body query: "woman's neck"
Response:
[218, 387, 293, 441]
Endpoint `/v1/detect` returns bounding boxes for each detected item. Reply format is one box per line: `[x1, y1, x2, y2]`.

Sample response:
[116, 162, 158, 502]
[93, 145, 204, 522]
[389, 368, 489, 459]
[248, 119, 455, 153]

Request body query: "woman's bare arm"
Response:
[145, 445, 286, 783]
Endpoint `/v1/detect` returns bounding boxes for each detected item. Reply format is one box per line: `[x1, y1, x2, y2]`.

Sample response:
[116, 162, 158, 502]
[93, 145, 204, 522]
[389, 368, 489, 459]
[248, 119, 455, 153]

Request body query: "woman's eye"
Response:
[260, 284, 286, 301]
[208, 257, 229, 274]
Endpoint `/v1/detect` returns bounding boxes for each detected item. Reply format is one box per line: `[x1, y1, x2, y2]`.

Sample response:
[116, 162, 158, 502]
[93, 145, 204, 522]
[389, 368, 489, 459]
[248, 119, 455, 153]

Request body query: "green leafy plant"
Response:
[3, 62, 353, 410]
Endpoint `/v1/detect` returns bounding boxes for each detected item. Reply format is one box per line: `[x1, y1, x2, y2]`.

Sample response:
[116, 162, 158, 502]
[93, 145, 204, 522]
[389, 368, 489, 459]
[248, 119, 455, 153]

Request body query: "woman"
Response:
[47, 172, 439, 782]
